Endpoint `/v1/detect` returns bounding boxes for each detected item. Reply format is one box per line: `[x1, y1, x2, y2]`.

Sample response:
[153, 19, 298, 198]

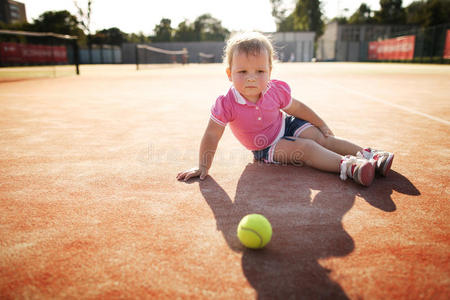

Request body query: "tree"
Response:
[424, 0, 450, 27]
[92, 27, 126, 45]
[74, 1, 93, 60]
[31, 10, 81, 35]
[330, 16, 348, 25]
[375, 0, 406, 24]
[127, 32, 150, 43]
[173, 20, 196, 42]
[73, 0, 92, 36]
[278, 13, 296, 31]
[193, 14, 229, 41]
[348, 3, 375, 24]
[405, 1, 429, 26]
[271, 0, 324, 38]
[152, 18, 173, 42]
[270, 0, 288, 31]
[171, 14, 229, 42]
[292, 0, 324, 38]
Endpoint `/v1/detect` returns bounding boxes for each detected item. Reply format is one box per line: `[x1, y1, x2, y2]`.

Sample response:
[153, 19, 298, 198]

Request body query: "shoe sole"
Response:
[379, 154, 394, 177]
[357, 161, 375, 186]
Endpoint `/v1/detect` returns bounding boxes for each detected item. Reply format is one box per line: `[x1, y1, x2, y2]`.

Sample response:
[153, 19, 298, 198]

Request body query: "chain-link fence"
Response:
[317, 23, 450, 63]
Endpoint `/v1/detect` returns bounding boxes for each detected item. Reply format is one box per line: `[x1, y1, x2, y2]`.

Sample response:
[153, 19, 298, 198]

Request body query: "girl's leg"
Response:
[273, 137, 341, 172]
[298, 126, 363, 156]
[272, 137, 375, 186]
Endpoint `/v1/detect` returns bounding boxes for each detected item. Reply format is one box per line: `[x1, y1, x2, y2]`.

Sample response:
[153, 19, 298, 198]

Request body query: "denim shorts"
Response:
[252, 115, 312, 163]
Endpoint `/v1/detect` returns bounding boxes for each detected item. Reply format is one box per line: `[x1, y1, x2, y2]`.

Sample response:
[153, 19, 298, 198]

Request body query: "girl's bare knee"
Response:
[308, 129, 327, 147]
[319, 135, 331, 147]
[300, 126, 326, 146]
[291, 138, 314, 163]
[274, 138, 306, 164]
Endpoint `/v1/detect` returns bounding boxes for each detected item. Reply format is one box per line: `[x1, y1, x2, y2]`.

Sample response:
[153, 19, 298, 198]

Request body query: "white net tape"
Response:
[198, 52, 214, 58]
[137, 44, 188, 55]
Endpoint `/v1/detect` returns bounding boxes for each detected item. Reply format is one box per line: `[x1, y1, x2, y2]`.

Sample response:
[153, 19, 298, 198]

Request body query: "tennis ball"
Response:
[237, 214, 272, 249]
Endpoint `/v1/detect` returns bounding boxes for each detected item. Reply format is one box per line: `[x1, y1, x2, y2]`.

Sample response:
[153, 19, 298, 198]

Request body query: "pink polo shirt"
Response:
[210, 79, 293, 151]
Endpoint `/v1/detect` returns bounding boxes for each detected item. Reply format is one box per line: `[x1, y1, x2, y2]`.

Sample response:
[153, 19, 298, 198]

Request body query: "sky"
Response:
[21, 0, 417, 35]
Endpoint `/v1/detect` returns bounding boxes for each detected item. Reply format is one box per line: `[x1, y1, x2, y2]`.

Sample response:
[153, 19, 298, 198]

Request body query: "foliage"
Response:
[329, 17, 348, 25]
[173, 20, 196, 42]
[271, 0, 324, 39]
[278, 13, 297, 31]
[405, 1, 429, 26]
[348, 3, 376, 24]
[270, 0, 288, 30]
[127, 32, 151, 44]
[0, 20, 30, 31]
[155, 14, 230, 42]
[73, 0, 92, 35]
[193, 14, 230, 41]
[374, 0, 406, 24]
[91, 27, 127, 45]
[30, 10, 82, 36]
[1, 4, 230, 44]
[329, 0, 450, 27]
[293, 0, 324, 36]
[152, 18, 173, 42]
[422, 0, 450, 27]
[373, 0, 450, 26]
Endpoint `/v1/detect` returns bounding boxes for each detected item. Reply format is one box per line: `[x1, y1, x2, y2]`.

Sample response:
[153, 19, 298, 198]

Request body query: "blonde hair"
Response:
[224, 31, 274, 69]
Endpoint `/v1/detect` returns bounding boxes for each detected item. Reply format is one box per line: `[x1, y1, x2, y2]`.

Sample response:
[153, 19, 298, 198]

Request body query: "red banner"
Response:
[368, 35, 415, 60]
[0, 42, 68, 64]
[444, 30, 450, 59]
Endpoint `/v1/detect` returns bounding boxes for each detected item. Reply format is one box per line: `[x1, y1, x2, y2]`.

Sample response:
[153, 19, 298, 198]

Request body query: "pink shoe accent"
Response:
[359, 148, 394, 177]
[357, 160, 375, 186]
[340, 155, 375, 187]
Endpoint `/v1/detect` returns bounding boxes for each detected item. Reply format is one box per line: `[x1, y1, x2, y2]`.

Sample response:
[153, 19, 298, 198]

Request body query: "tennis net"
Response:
[0, 29, 79, 81]
[136, 44, 188, 69]
[198, 52, 215, 63]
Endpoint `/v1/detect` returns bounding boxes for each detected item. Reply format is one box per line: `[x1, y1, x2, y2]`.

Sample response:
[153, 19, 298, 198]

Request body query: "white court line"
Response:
[324, 81, 450, 126]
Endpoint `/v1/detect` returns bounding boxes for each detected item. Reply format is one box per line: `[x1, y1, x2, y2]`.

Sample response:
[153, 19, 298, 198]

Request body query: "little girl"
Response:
[177, 31, 394, 186]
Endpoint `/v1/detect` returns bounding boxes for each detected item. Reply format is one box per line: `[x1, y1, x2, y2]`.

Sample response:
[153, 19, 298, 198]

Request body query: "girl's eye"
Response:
[258, 70, 265, 73]
[238, 70, 246, 74]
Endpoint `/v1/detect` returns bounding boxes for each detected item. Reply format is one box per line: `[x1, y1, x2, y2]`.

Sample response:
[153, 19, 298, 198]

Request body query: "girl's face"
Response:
[226, 49, 271, 103]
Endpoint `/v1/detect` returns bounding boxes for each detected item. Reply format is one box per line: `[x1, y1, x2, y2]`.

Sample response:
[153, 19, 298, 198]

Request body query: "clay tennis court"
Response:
[1, 63, 449, 299]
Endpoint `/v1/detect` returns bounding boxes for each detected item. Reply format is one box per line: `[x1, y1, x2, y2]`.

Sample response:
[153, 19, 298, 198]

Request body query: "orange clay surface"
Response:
[0, 63, 449, 299]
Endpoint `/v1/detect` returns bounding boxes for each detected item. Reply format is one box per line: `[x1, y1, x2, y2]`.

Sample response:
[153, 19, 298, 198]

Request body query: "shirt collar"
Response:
[231, 82, 271, 105]
[231, 86, 247, 105]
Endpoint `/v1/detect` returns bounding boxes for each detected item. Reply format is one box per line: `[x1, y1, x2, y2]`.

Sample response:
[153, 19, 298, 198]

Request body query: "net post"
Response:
[135, 44, 139, 70]
[51, 36, 56, 77]
[100, 44, 104, 64]
[111, 45, 114, 64]
[73, 38, 80, 75]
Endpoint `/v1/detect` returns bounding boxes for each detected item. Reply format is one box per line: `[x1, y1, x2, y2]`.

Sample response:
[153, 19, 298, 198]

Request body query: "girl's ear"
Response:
[226, 68, 232, 81]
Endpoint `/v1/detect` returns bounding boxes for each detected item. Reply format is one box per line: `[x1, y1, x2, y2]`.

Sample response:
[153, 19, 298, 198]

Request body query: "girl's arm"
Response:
[177, 119, 225, 181]
[283, 98, 334, 136]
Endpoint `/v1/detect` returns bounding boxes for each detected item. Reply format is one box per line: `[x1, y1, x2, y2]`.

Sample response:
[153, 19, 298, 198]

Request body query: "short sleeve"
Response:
[271, 80, 292, 110]
[210, 95, 232, 127]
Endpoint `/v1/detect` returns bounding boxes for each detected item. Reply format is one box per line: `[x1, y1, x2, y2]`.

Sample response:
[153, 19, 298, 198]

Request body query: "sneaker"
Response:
[357, 148, 394, 177]
[340, 155, 375, 187]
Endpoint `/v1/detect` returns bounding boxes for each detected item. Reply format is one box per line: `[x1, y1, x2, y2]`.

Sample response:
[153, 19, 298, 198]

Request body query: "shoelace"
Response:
[358, 148, 388, 160]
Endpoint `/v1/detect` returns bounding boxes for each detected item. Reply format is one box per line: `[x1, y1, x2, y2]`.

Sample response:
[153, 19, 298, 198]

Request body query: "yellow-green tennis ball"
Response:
[237, 214, 272, 249]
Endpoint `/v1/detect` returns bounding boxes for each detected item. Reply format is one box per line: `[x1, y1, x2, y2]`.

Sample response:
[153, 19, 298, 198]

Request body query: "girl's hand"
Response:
[176, 166, 208, 181]
[319, 124, 334, 137]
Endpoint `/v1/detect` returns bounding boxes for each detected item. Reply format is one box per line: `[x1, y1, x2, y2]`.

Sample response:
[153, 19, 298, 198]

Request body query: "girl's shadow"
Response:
[198, 162, 420, 299]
